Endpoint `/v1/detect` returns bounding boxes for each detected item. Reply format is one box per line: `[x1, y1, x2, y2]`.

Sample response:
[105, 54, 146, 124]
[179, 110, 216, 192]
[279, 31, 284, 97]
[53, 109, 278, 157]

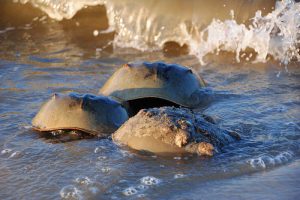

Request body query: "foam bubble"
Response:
[136, 184, 149, 191]
[122, 187, 138, 196]
[140, 176, 161, 185]
[60, 185, 83, 200]
[101, 167, 111, 173]
[174, 173, 186, 179]
[51, 130, 64, 136]
[137, 194, 146, 198]
[97, 156, 107, 160]
[75, 176, 92, 185]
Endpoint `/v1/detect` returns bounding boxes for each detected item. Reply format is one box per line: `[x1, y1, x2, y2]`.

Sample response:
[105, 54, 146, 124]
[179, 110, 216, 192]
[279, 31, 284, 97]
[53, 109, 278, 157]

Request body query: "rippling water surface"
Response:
[0, 1, 299, 199]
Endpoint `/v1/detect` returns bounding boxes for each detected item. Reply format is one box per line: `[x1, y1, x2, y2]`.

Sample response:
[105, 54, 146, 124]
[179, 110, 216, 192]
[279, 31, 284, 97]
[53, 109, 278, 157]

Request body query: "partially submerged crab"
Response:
[113, 107, 240, 156]
[32, 93, 129, 137]
[99, 61, 208, 115]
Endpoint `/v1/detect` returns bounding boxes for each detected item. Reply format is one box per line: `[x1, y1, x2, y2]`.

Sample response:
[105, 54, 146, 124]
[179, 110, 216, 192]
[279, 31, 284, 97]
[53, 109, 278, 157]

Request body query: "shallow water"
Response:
[0, 1, 300, 199]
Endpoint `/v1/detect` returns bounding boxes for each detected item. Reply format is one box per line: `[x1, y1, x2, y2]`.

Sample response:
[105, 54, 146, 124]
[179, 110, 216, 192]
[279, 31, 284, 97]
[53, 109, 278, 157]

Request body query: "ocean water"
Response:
[0, 0, 299, 199]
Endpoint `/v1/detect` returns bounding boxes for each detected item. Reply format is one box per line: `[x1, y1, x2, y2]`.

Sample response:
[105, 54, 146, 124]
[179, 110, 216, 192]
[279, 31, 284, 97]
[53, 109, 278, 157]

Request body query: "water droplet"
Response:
[93, 30, 99, 37]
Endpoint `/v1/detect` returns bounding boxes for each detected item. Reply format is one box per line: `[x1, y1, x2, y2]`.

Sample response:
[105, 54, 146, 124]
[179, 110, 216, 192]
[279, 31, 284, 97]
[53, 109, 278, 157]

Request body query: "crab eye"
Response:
[186, 68, 193, 74]
[157, 62, 167, 68]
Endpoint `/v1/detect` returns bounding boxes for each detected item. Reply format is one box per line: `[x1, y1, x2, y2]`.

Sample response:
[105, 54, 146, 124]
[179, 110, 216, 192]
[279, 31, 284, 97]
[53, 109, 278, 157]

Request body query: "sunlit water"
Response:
[0, 0, 300, 199]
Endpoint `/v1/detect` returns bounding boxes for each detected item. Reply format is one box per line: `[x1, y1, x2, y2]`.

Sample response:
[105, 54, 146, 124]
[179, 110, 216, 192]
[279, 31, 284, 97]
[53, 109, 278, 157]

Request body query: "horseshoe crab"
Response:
[99, 61, 207, 115]
[113, 107, 240, 156]
[32, 93, 129, 137]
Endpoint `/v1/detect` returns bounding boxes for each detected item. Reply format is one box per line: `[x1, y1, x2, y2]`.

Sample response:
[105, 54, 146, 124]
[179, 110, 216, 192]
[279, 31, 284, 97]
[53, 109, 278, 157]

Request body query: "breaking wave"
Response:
[16, 0, 300, 64]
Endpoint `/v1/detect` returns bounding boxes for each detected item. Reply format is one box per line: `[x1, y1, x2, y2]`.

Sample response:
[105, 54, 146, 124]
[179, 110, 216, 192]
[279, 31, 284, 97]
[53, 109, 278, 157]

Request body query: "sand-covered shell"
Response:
[32, 93, 129, 136]
[113, 107, 240, 156]
[99, 61, 206, 109]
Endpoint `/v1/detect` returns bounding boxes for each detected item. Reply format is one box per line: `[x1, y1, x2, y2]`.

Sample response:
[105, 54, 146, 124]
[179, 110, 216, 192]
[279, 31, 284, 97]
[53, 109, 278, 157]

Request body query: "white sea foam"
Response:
[248, 151, 294, 169]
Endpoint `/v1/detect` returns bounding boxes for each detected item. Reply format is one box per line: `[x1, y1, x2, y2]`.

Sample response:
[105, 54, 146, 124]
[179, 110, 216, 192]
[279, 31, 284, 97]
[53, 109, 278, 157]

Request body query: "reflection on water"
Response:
[0, 0, 300, 199]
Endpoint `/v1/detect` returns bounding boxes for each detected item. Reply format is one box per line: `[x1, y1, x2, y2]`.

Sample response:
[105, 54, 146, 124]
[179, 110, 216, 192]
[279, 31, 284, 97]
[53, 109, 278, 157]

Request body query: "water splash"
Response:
[18, 0, 299, 65]
[191, 0, 300, 64]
